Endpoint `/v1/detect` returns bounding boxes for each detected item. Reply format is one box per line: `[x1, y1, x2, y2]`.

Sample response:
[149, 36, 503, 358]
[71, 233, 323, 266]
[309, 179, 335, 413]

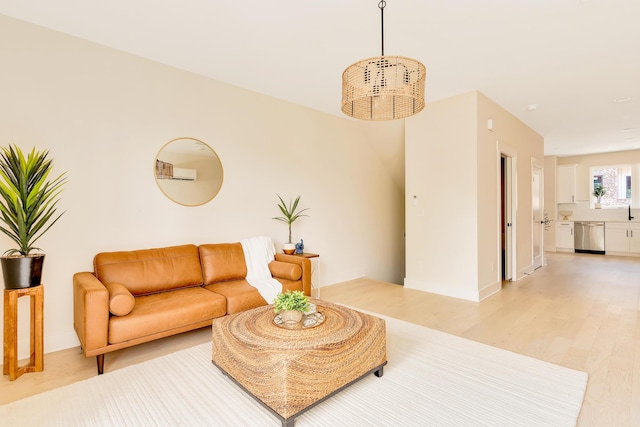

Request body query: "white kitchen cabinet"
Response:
[605, 222, 630, 253]
[557, 164, 577, 203]
[630, 223, 640, 253]
[605, 222, 640, 255]
[555, 221, 574, 251]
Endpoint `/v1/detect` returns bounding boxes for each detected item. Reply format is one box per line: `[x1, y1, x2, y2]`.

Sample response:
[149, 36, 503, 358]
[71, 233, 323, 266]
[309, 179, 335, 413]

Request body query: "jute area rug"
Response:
[0, 313, 587, 426]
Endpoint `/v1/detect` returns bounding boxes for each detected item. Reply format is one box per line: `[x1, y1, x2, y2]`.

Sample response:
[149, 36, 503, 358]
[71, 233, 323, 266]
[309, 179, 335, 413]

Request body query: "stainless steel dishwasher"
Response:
[574, 221, 605, 254]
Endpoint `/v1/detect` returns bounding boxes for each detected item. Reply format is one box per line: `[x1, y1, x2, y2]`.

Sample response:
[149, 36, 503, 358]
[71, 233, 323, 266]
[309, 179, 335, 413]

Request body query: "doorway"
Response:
[500, 151, 516, 281]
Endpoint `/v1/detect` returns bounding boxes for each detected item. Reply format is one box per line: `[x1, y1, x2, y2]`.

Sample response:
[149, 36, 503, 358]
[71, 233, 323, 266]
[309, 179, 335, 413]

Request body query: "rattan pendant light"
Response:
[341, 1, 426, 121]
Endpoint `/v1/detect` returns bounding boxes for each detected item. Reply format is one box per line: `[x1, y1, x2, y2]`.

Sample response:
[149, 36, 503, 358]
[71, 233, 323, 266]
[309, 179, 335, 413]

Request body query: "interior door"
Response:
[532, 162, 544, 269]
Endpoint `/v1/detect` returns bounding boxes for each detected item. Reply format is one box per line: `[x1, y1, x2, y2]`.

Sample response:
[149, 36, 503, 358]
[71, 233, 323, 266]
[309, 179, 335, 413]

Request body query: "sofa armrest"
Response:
[73, 272, 109, 355]
[274, 254, 311, 296]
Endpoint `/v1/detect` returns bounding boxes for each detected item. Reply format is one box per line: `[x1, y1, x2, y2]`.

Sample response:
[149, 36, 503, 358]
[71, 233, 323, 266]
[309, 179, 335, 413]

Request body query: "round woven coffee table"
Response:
[211, 299, 387, 427]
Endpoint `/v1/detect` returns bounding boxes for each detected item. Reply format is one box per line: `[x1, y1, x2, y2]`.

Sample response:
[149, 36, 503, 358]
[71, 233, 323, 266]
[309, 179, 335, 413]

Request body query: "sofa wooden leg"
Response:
[97, 354, 104, 375]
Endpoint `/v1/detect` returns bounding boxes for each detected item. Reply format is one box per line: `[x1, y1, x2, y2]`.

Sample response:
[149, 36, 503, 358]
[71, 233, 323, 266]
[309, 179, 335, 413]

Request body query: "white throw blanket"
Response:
[240, 236, 282, 304]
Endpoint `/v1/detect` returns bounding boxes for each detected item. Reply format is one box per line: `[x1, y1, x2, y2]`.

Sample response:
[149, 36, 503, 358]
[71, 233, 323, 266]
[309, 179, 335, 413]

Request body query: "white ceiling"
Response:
[1, 0, 639, 158]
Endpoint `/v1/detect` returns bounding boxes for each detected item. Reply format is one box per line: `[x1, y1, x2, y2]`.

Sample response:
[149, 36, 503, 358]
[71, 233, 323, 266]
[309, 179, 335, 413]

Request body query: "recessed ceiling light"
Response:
[621, 128, 635, 132]
[624, 137, 639, 142]
[614, 96, 632, 103]
[527, 104, 538, 111]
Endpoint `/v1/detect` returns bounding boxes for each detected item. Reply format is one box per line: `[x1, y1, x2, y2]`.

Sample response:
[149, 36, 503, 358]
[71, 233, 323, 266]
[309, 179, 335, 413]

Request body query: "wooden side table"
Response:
[3, 284, 44, 381]
[293, 253, 320, 298]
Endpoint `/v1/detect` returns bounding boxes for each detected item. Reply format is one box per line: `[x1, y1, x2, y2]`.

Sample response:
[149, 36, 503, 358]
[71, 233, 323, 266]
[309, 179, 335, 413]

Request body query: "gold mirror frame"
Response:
[154, 137, 224, 206]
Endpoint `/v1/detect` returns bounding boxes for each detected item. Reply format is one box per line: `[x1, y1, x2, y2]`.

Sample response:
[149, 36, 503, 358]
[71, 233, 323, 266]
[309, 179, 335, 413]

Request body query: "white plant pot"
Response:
[283, 243, 296, 255]
[278, 310, 303, 329]
[595, 202, 602, 209]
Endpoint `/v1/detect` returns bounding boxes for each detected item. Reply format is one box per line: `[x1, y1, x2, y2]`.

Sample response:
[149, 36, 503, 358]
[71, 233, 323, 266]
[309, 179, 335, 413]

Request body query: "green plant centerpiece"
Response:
[593, 184, 606, 208]
[0, 144, 67, 289]
[593, 184, 606, 203]
[273, 290, 310, 327]
[273, 194, 309, 254]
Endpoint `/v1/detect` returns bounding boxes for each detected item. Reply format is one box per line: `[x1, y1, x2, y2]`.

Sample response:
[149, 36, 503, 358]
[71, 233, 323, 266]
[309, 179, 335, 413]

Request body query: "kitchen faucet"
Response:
[629, 205, 634, 221]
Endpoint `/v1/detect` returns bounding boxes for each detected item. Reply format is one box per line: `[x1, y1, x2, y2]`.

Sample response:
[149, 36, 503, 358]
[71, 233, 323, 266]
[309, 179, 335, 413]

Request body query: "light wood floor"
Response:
[2, 251, 639, 426]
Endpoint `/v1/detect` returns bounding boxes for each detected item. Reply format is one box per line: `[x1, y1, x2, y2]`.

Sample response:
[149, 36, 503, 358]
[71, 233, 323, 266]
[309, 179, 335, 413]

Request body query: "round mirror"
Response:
[154, 137, 223, 206]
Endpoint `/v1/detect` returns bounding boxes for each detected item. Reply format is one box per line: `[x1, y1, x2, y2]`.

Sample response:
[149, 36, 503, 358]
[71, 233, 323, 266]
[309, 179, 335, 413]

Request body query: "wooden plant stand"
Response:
[3, 284, 44, 381]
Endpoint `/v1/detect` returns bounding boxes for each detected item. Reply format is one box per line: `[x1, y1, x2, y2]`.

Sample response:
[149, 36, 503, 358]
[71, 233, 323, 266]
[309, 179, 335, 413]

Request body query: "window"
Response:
[590, 165, 633, 208]
[593, 175, 603, 187]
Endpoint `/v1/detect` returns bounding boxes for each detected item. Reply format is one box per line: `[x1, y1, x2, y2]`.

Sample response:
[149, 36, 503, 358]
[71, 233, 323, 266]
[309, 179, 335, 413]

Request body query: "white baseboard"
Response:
[516, 263, 535, 280]
[478, 280, 502, 301]
[324, 269, 366, 287]
[404, 278, 481, 302]
[605, 251, 640, 257]
[45, 331, 80, 356]
[15, 330, 80, 360]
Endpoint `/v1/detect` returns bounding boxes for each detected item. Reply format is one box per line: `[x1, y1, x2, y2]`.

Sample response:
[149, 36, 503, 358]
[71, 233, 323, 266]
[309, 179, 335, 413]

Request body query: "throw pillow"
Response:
[106, 282, 135, 316]
[268, 261, 302, 280]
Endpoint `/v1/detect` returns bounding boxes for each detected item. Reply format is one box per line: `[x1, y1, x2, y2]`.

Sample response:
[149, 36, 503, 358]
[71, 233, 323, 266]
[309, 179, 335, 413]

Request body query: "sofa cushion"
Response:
[205, 280, 267, 314]
[108, 287, 226, 344]
[94, 244, 203, 296]
[199, 243, 247, 285]
[106, 282, 135, 316]
[269, 261, 302, 281]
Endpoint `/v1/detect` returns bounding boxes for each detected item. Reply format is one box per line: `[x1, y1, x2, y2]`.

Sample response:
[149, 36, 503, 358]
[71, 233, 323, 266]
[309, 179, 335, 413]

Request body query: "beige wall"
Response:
[405, 92, 478, 300]
[0, 15, 405, 356]
[405, 91, 544, 301]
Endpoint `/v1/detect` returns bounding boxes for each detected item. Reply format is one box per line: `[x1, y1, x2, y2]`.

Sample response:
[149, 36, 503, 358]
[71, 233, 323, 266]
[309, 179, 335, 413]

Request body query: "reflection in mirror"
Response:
[154, 137, 223, 206]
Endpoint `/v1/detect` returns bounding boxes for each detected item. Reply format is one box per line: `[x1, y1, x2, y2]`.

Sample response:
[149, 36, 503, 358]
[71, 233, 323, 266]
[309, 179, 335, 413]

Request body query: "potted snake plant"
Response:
[0, 144, 67, 289]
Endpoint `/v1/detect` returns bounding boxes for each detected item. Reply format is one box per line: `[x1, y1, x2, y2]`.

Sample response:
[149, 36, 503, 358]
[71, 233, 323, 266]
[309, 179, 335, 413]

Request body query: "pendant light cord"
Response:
[379, 0, 386, 56]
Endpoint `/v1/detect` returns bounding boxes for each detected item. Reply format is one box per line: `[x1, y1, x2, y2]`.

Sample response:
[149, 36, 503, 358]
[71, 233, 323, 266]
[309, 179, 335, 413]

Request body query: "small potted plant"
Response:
[0, 145, 67, 289]
[593, 184, 606, 209]
[273, 290, 310, 326]
[273, 194, 309, 254]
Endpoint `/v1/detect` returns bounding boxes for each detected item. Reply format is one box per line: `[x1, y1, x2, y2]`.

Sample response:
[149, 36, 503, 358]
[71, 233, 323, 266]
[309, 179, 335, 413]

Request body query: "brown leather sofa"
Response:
[73, 243, 310, 374]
